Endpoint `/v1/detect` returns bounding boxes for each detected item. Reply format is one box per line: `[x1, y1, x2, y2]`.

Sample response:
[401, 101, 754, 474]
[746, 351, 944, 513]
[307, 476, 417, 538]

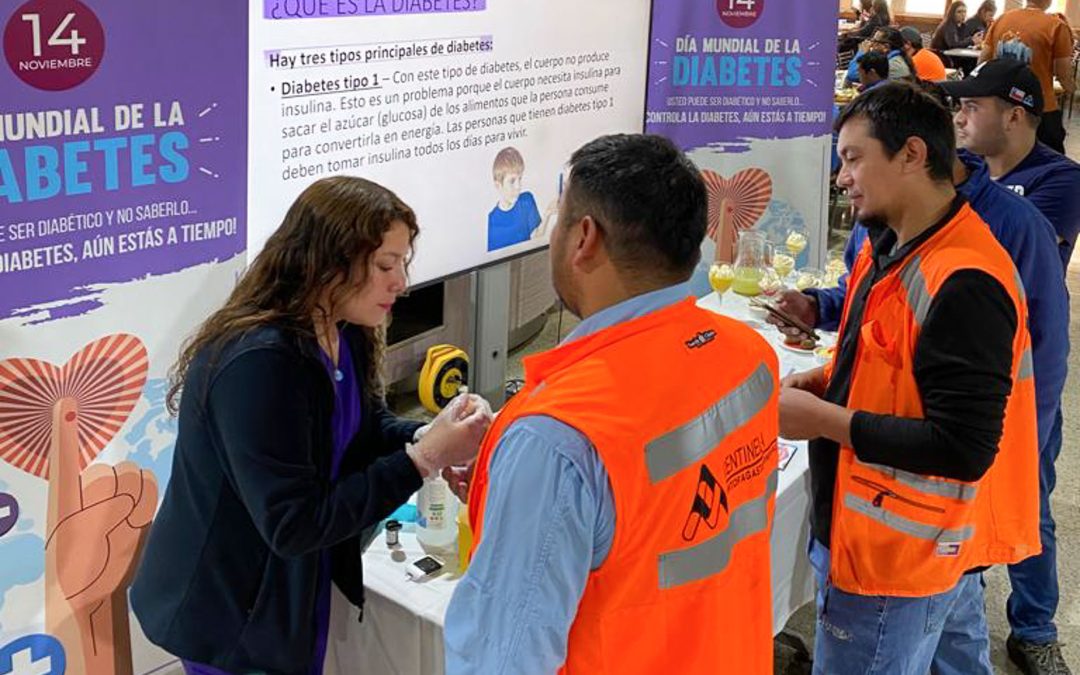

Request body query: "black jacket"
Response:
[131, 324, 423, 675]
[931, 19, 975, 51]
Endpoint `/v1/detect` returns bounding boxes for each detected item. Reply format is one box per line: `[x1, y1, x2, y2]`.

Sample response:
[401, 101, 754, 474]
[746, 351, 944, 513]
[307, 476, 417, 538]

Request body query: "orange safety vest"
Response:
[827, 202, 1040, 597]
[467, 298, 780, 674]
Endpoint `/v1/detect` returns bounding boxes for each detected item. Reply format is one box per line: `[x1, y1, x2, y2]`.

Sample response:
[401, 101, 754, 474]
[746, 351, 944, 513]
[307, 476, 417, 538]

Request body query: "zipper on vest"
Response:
[851, 476, 944, 513]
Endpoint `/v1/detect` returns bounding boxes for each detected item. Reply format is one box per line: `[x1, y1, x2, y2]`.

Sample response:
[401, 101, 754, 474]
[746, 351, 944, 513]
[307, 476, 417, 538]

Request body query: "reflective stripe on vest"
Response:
[859, 461, 977, 501]
[1014, 268, 1027, 304]
[644, 362, 774, 484]
[1018, 347, 1034, 381]
[657, 469, 778, 589]
[899, 255, 933, 326]
[844, 493, 974, 543]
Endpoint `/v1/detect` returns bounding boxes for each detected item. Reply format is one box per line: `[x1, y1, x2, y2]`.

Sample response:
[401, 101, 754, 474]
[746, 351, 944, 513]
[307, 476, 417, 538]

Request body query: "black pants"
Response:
[1037, 110, 1066, 154]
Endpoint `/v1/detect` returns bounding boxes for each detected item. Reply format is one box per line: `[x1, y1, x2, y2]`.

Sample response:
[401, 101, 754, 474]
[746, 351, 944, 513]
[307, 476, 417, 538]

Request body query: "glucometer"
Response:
[405, 555, 444, 581]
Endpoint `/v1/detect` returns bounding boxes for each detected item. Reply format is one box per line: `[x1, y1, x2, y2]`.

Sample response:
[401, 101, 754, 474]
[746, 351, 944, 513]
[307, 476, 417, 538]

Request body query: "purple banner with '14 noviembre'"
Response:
[0, 0, 247, 319]
[646, 0, 836, 150]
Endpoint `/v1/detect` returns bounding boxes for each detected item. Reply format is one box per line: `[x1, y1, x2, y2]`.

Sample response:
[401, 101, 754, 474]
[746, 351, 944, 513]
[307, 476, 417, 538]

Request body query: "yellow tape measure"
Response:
[418, 344, 469, 413]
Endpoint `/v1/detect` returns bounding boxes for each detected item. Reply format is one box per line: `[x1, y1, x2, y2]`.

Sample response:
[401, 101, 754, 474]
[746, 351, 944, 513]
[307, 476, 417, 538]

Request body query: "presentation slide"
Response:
[248, 1, 651, 285]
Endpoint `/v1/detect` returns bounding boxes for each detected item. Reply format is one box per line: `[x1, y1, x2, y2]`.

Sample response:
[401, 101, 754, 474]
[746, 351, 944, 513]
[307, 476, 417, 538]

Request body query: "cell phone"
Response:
[750, 297, 820, 340]
[405, 555, 445, 581]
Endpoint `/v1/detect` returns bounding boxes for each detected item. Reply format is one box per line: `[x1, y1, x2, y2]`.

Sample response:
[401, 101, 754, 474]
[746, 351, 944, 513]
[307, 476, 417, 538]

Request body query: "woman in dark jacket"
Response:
[840, 0, 891, 53]
[963, 0, 996, 39]
[931, 1, 977, 51]
[130, 176, 491, 675]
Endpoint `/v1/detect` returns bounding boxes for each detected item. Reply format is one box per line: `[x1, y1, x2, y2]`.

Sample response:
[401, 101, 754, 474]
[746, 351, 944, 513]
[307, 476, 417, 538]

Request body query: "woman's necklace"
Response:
[318, 326, 344, 382]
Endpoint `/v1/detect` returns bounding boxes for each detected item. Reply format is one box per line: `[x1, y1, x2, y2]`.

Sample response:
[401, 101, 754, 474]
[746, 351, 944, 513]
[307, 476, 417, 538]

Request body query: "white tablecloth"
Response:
[943, 47, 982, 60]
[331, 292, 833, 675]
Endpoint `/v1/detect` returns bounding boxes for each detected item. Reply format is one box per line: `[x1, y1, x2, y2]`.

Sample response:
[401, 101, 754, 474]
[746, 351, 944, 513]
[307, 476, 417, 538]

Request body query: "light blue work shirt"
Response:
[444, 283, 692, 674]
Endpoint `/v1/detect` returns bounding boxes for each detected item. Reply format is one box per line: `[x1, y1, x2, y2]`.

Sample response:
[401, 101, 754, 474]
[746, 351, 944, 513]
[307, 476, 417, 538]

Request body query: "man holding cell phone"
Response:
[779, 83, 1040, 673]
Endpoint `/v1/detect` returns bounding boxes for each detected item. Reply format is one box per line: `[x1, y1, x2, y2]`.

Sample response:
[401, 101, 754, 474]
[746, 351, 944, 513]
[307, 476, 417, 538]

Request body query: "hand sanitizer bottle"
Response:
[416, 474, 458, 550]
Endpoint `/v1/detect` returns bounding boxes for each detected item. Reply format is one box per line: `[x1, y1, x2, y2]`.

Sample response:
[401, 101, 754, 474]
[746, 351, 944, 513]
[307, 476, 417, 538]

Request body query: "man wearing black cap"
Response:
[978, 0, 1075, 153]
[943, 59, 1080, 271]
[943, 58, 1079, 675]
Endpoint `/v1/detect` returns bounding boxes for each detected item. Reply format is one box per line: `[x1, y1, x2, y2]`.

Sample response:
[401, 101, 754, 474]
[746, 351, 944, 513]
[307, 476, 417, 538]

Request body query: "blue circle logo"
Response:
[0, 634, 66, 675]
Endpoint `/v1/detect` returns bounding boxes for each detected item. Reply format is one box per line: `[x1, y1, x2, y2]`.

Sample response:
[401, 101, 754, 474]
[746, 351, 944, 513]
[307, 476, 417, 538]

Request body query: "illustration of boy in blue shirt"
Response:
[487, 147, 542, 251]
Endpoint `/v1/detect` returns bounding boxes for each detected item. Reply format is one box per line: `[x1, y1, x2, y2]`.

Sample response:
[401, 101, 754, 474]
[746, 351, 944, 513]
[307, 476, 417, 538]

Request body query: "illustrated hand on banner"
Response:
[0, 335, 156, 675]
[702, 168, 773, 263]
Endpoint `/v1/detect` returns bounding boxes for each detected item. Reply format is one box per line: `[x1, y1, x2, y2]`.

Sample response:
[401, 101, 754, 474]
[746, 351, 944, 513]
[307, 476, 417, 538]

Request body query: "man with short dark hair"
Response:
[446, 135, 782, 674]
[943, 57, 1078, 675]
[857, 51, 890, 90]
[844, 27, 915, 86]
[780, 83, 1039, 674]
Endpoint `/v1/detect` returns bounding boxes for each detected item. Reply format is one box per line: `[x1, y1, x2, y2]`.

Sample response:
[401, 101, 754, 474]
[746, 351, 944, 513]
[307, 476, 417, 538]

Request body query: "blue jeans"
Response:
[809, 539, 992, 675]
[1006, 407, 1063, 644]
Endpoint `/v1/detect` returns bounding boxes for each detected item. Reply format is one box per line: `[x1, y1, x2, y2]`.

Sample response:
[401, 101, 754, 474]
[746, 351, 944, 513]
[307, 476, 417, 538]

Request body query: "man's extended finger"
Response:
[81, 463, 117, 507]
[48, 397, 83, 528]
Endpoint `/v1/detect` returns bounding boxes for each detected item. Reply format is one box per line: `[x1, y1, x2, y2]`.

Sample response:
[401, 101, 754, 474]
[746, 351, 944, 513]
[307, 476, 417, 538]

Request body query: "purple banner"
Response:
[0, 0, 247, 318]
[264, 0, 485, 20]
[646, 0, 836, 149]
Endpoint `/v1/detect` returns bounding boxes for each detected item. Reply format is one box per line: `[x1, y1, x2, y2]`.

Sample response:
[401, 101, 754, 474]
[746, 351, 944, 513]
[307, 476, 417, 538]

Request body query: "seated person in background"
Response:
[840, 0, 892, 53]
[856, 0, 875, 24]
[845, 27, 916, 86]
[902, 26, 948, 80]
[858, 51, 891, 90]
[964, 1, 997, 41]
[932, 1, 981, 51]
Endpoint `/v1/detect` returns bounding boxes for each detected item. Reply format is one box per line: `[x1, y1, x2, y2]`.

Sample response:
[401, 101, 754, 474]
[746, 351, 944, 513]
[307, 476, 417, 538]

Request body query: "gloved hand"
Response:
[407, 394, 493, 477]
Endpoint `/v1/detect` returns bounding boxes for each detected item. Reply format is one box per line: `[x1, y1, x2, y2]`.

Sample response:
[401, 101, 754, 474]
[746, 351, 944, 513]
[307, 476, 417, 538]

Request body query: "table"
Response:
[335, 292, 834, 675]
[942, 47, 982, 60]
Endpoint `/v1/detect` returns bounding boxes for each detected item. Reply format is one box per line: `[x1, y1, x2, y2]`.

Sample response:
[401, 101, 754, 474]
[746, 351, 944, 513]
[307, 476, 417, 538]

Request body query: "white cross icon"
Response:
[7, 648, 52, 675]
[0, 506, 11, 521]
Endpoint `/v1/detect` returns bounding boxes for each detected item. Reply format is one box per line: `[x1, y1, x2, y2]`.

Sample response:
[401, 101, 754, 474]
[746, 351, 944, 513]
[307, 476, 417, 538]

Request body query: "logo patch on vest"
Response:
[682, 464, 728, 541]
[684, 329, 717, 349]
[936, 542, 962, 557]
[723, 434, 777, 492]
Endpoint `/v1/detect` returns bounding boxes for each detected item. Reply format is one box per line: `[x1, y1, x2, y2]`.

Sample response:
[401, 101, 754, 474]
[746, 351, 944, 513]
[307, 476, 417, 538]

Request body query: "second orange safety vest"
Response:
[827, 202, 1040, 597]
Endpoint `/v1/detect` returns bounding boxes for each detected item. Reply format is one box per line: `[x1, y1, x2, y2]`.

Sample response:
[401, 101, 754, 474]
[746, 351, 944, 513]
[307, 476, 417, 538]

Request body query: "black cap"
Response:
[939, 58, 1043, 115]
[899, 26, 922, 49]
